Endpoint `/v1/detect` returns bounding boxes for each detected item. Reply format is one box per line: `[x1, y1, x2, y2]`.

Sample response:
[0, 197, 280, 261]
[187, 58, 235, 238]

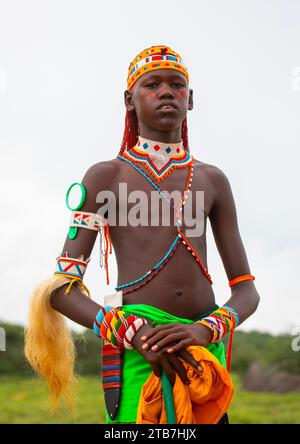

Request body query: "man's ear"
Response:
[124, 90, 135, 112]
[188, 88, 193, 111]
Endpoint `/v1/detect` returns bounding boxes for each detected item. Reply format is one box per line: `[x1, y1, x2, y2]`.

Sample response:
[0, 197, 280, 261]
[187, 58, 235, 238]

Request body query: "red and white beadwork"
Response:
[54, 252, 90, 279]
[123, 317, 149, 350]
[123, 135, 192, 182]
[69, 211, 106, 231]
[126, 45, 189, 91]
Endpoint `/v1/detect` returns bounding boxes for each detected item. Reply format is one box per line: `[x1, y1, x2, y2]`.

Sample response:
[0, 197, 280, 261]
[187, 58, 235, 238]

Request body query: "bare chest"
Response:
[108, 159, 214, 229]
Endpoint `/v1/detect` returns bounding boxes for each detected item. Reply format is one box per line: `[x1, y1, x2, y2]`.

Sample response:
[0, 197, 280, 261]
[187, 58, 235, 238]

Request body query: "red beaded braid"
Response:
[181, 116, 189, 152]
[104, 223, 112, 285]
[119, 110, 139, 155]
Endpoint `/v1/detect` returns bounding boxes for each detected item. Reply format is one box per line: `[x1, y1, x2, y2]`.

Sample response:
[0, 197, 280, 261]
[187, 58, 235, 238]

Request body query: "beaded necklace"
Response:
[122, 135, 192, 183]
[116, 147, 212, 295]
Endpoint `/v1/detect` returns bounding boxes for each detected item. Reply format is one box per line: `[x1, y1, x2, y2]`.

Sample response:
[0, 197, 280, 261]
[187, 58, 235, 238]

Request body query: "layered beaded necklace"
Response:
[116, 137, 213, 293]
[122, 135, 192, 182]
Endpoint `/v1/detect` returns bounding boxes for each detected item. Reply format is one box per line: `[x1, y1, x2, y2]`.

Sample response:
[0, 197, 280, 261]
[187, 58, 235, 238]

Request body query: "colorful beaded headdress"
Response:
[120, 45, 190, 155]
[127, 45, 189, 91]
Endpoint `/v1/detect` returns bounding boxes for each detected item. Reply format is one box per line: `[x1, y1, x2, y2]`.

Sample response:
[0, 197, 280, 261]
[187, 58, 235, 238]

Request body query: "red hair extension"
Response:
[181, 116, 189, 152]
[118, 112, 189, 155]
[104, 223, 113, 285]
[119, 110, 139, 155]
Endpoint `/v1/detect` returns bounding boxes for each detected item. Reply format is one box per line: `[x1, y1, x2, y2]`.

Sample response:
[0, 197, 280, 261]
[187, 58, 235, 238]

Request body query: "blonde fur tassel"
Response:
[24, 275, 79, 410]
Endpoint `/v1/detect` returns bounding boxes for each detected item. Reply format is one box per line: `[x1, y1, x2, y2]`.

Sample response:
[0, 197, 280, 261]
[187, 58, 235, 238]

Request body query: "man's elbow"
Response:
[250, 290, 260, 314]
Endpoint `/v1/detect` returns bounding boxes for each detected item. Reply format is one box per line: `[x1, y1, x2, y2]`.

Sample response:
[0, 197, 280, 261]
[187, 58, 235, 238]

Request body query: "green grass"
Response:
[0, 375, 299, 424]
[229, 374, 300, 424]
[0, 375, 106, 424]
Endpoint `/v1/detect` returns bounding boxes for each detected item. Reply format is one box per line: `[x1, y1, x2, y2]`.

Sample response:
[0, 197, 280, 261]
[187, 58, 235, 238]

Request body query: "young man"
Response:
[25, 45, 260, 424]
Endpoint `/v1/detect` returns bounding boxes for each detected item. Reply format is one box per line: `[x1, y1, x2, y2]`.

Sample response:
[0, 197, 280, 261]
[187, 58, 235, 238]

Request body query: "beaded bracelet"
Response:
[93, 305, 114, 337]
[229, 274, 255, 287]
[124, 318, 149, 350]
[194, 305, 239, 343]
[93, 306, 148, 349]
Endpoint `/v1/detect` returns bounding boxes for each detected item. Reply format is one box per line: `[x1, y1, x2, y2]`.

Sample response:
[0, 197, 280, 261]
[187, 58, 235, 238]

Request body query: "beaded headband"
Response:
[127, 45, 189, 91]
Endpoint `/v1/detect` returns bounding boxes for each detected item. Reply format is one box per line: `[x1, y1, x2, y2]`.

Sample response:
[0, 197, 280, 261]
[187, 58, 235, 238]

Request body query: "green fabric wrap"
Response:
[105, 303, 226, 424]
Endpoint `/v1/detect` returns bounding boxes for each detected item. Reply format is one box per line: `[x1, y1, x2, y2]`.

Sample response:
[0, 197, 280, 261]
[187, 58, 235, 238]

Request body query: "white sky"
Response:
[0, 0, 299, 334]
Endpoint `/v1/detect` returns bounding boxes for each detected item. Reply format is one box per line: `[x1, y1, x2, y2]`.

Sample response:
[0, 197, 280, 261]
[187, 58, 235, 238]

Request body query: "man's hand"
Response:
[132, 324, 203, 386]
[138, 322, 213, 354]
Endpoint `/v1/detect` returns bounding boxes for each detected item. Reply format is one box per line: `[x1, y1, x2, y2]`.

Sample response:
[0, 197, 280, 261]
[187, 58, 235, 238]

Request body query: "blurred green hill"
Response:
[0, 321, 299, 382]
[0, 322, 101, 377]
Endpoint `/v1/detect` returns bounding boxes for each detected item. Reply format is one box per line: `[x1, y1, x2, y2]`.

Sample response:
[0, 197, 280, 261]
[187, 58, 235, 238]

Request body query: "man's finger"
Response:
[164, 338, 191, 354]
[152, 363, 161, 378]
[141, 330, 181, 350]
[145, 332, 185, 351]
[167, 354, 190, 385]
[177, 349, 203, 372]
[140, 323, 180, 340]
[160, 356, 176, 386]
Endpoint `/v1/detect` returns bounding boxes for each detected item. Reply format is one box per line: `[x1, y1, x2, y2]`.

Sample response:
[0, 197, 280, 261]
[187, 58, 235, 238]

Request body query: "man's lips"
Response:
[156, 103, 178, 112]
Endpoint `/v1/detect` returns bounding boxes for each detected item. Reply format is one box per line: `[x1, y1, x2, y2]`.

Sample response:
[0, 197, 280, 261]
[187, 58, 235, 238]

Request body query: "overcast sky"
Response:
[0, 0, 299, 335]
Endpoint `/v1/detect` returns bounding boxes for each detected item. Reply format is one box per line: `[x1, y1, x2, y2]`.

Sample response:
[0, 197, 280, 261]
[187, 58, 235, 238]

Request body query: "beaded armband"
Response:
[54, 252, 91, 298]
[54, 252, 90, 279]
[194, 306, 239, 343]
[93, 306, 148, 350]
[69, 210, 104, 231]
[68, 209, 112, 285]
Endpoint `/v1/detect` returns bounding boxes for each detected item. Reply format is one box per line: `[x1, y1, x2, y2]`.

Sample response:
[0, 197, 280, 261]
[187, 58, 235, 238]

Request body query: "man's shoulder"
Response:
[82, 158, 121, 194]
[84, 158, 121, 182]
[193, 158, 229, 184]
[85, 158, 120, 176]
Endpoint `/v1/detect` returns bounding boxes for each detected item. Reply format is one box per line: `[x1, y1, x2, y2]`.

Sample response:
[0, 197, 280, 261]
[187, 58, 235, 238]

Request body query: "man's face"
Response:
[124, 69, 193, 132]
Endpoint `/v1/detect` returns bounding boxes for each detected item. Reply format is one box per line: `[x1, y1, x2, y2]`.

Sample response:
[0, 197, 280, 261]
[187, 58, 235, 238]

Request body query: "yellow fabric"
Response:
[136, 345, 234, 424]
[127, 45, 189, 91]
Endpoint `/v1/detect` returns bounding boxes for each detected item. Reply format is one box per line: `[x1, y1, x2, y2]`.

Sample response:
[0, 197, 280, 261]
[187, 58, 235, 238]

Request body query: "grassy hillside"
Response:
[0, 321, 299, 424]
[0, 375, 299, 424]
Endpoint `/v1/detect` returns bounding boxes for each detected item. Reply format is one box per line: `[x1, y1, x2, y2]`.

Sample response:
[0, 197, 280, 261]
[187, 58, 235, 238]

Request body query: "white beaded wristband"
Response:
[124, 318, 148, 350]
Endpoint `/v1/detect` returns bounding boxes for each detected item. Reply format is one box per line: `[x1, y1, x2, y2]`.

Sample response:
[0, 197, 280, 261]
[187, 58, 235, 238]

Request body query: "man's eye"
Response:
[173, 83, 184, 88]
[146, 83, 157, 88]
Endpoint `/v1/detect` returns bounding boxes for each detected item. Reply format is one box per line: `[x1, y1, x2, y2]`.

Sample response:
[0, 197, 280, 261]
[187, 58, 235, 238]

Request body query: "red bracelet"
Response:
[228, 274, 255, 287]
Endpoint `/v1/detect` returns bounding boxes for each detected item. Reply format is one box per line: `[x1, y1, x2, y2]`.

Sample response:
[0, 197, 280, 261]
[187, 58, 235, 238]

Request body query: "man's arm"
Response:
[51, 161, 202, 385]
[208, 167, 260, 324]
[50, 161, 115, 329]
[132, 165, 261, 354]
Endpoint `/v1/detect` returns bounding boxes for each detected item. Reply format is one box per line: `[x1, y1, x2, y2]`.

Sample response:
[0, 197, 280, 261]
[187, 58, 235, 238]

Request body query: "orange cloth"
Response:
[136, 345, 234, 424]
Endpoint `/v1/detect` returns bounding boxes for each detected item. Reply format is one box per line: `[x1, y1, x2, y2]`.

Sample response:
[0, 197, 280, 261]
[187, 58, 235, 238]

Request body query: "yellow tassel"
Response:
[53, 274, 91, 299]
[65, 278, 81, 295]
[24, 275, 92, 411]
[78, 282, 91, 299]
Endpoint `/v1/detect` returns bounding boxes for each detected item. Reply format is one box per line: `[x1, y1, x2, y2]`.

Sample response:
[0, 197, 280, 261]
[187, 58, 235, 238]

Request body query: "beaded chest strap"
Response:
[116, 153, 213, 295]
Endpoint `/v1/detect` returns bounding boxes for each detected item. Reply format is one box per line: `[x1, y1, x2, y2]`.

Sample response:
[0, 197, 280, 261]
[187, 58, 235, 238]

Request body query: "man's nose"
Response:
[158, 83, 175, 99]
